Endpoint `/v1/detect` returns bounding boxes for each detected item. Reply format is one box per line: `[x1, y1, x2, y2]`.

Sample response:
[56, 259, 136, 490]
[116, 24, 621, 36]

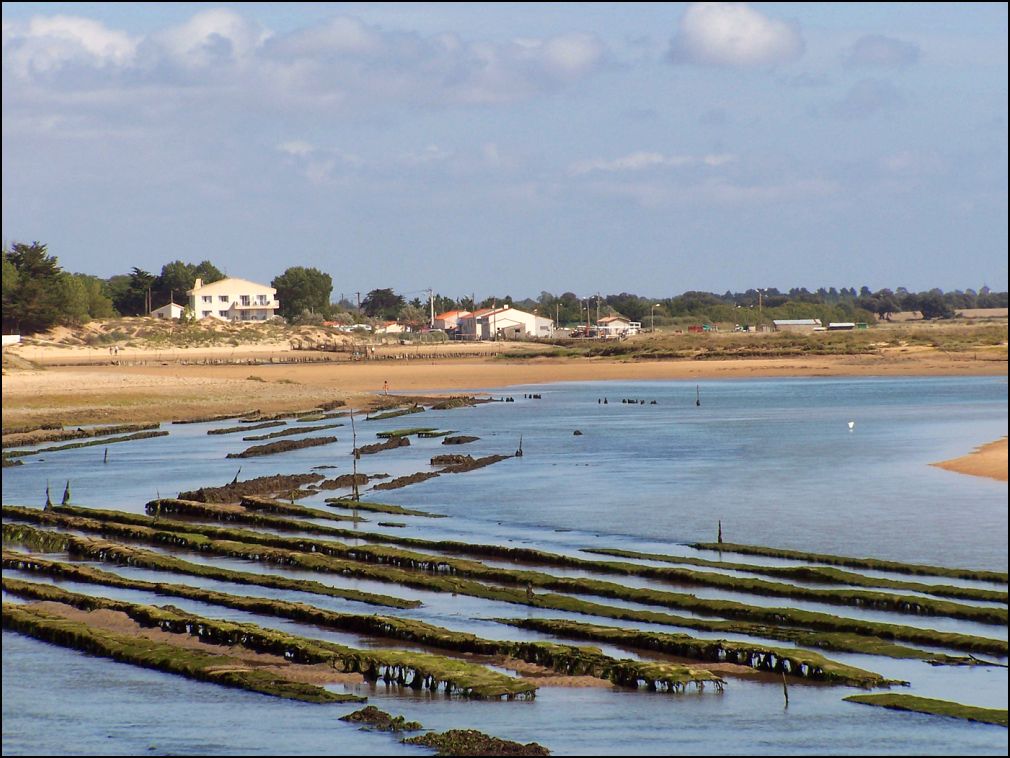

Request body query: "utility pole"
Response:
[355, 291, 361, 311]
[427, 288, 434, 328]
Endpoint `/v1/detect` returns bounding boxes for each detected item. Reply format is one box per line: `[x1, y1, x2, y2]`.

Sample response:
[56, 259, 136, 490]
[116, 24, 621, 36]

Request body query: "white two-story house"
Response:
[187, 277, 280, 322]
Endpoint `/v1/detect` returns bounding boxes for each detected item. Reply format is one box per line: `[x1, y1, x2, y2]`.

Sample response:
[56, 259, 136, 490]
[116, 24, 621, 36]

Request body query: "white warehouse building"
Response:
[458, 305, 554, 340]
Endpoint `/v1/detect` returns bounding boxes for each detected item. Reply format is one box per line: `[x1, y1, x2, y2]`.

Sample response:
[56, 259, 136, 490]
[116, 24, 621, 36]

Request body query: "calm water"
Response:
[3, 376, 1007, 755]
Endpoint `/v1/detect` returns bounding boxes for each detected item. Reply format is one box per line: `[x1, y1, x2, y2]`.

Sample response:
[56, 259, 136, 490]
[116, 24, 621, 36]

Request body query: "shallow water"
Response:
[3, 376, 1007, 755]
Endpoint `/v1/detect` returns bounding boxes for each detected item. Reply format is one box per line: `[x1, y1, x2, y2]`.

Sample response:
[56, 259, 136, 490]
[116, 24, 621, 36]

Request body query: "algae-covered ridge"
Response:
[494, 617, 900, 688]
[324, 498, 445, 518]
[691, 542, 1009, 585]
[57, 501, 1009, 630]
[2, 602, 360, 704]
[2, 523, 418, 609]
[2, 579, 537, 701]
[5, 506, 1006, 659]
[583, 547, 1009, 605]
[844, 694, 1008, 728]
[4, 430, 170, 458]
[1, 562, 725, 693]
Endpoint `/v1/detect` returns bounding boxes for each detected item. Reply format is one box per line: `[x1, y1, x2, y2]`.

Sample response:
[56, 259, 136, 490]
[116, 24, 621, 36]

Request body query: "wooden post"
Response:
[782, 671, 789, 708]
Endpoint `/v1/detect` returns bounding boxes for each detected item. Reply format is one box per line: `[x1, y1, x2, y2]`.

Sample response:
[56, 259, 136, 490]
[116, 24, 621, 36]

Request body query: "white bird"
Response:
[848, 421, 855, 431]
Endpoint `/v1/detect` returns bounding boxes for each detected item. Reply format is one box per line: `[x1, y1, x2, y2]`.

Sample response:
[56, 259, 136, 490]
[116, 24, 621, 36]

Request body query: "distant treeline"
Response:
[2, 240, 1006, 336]
[452, 287, 1008, 328]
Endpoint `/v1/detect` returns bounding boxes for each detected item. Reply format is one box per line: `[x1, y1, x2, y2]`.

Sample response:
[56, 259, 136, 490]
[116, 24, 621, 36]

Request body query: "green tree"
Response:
[272, 267, 333, 320]
[361, 288, 405, 320]
[3, 242, 65, 334]
[154, 260, 225, 308]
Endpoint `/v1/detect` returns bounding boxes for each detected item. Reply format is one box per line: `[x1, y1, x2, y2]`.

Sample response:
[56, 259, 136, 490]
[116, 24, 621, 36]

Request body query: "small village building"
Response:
[596, 315, 641, 339]
[458, 305, 554, 341]
[187, 277, 279, 322]
[772, 318, 822, 333]
[433, 310, 471, 331]
[375, 321, 409, 334]
[827, 322, 856, 331]
[151, 303, 185, 320]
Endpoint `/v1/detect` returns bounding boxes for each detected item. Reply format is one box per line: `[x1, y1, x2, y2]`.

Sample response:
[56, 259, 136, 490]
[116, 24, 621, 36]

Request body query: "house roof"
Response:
[434, 310, 471, 320]
[598, 315, 630, 324]
[187, 277, 275, 295]
[773, 319, 821, 326]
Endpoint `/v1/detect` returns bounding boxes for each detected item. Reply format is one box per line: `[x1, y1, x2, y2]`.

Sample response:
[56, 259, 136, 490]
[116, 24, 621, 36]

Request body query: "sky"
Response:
[2, 2, 1007, 300]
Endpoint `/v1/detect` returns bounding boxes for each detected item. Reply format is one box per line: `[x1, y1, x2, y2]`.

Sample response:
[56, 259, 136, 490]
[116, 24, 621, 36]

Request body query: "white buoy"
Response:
[848, 421, 855, 431]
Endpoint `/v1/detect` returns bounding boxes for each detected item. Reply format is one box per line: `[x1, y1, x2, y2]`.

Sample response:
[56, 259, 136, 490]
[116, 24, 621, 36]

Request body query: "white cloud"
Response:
[2, 15, 138, 77]
[569, 151, 735, 176]
[668, 3, 804, 68]
[150, 8, 271, 67]
[844, 35, 919, 68]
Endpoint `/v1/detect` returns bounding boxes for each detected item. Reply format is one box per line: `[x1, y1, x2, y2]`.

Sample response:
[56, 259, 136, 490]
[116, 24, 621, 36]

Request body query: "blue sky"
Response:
[3, 3, 1007, 300]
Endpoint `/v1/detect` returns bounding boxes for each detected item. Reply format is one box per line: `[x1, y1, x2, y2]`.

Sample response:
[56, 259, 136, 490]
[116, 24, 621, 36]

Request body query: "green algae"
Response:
[178, 473, 324, 502]
[583, 548, 1009, 605]
[207, 421, 285, 435]
[4, 430, 170, 458]
[237, 495, 364, 523]
[226, 435, 338, 458]
[494, 618, 899, 688]
[403, 729, 550, 756]
[2, 523, 418, 609]
[371, 472, 441, 491]
[692, 542, 1008, 585]
[355, 437, 410, 455]
[146, 497, 363, 526]
[2, 423, 161, 449]
[2, 603, 359, 704]
[324, 498, 445, 518]
[367, 406, 425, 421]
[340, 706, 422, 732]
[376, 428, 438, 438]
[844, 694, 1008, 727]
[242, 423, 343, 441]
[2, 555, 723, 692]
[2, 581, 535, 700]
[7, 506, 1006, 658]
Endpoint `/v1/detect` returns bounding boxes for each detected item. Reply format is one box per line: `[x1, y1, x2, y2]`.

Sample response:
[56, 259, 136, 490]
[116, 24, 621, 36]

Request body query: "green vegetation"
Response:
[2, 423, 161, 450]
[4, 430, 169, 458]
[2, 602, 360, 704]
[2, 524, 417, 609]
[3, 554, 724, 692]
[5, 507, 1005, 659]
[583, 548, 1008, 604]
[207, 421, 285, 435]
[2, 580, 535, 700]
[404, 729, 550, 756]
[367, 407, 425, 421]
[844, 694, 1008, 728]
[241, 423, 344, 441]
[496, 618, 898, 688]
[324, 498, 446, 518]
[340, 706, 422, 732]
[692, 542, 1009, 584]
[225, 435, 338, 458]
[376, 428, 439, 438]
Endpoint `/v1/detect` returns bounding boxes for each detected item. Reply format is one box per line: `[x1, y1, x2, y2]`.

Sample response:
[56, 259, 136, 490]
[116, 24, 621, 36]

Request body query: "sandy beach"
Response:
[3, 347, 1006, 429]
[932, 438, 1009, 482]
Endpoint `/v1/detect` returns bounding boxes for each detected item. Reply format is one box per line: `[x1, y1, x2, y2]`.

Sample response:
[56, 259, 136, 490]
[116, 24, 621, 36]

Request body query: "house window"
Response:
[202, 295, 212, 303]
[219, 295, 229, 303]
[219, 310, 229, 317]
[202, 310, 211, 318]
[241, 295, 250, 306]
[258, 294, 269, 305]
